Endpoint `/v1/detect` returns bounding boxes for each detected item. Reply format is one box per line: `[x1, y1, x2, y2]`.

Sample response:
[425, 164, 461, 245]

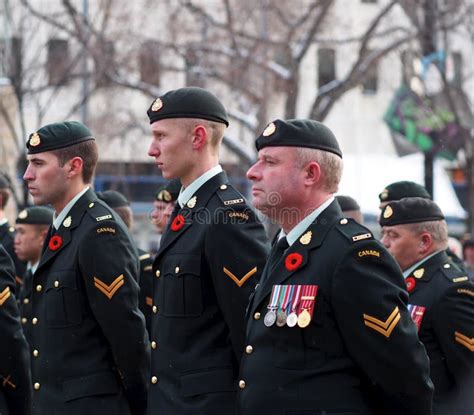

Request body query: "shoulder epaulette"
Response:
[335, 218, 373, 243]
[216, 184, 246, 207]
[86, 199, 116, 222]
[439, 262, 469, 283]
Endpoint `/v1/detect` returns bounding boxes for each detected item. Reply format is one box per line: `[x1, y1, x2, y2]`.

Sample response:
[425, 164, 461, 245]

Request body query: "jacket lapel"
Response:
[408, 251, 449, 296]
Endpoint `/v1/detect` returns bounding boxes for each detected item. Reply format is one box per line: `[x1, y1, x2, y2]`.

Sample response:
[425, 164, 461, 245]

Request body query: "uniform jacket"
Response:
[137, 248, 153, 336]
[19, 268, 33, 345]
[406, 251, 474, 415]
[0, 245, 32, 415]
[30, 189, 150, 415]
[0, 221, 27, 291]
[238, 200, 434, 415]
[147, 172, 269, 415]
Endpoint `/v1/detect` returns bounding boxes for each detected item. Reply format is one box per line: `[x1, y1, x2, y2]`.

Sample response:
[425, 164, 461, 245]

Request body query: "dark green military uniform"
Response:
[0, 244, 32, 415]
[0, 221, 27, 290]
[148, 173, 269, 414]
[406, 252, 474, 414]
[238, 201, 434, 415]
[137, 249, 153, 334]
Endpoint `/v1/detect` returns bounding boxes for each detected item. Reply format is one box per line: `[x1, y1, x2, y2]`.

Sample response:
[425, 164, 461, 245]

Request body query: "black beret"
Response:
[147, 87, 229, 127]
[97, 190, 130, 208]
[26, 121, 95, 154]
[379, 181, 431, 202]
[336, 195, 360, 212]
[16, 206, 54, 225]
[155, 179, 181, 202]
[255, 119, 342, 158]
[379, 197, 444, 227]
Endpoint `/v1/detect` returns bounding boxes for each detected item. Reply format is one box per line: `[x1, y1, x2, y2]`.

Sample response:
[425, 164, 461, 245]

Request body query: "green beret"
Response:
[16, 206, 54, 225]
[256, 119, 342, 158]
[97, 190, 130, 208]
[155, 179, 180, 202]
[379, 197, 444, 227]
[147, 87, 229, 127]
[336, 195, 360, 212]
[379, 181, 431, 202]
[26, 121, 95, 154]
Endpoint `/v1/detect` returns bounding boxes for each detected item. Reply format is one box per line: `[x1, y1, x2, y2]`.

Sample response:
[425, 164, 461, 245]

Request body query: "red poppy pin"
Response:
[405, 277, 416, 293]
[170, 214, 185, 232]
[285, 253, 303, 271]
[49, 235, 63, 251]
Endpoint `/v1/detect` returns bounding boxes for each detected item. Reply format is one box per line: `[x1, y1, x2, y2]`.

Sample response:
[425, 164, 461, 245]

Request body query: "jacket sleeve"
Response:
[78, 221, 150, 415]
[0, 245, 32, 415]
[331, 238, 434, 415]
[205, 203, 270, 359]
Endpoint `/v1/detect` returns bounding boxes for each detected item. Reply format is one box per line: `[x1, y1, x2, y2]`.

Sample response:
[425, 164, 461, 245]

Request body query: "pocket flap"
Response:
[63, 371, 119, 402]
[180, 367, 236, 397]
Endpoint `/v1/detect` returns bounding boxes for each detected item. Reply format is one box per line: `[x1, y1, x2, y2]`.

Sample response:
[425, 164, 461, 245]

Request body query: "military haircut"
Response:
[51, 140, 99, 184]
[181, 118, 226, 150]
[408, 220, 449, 247]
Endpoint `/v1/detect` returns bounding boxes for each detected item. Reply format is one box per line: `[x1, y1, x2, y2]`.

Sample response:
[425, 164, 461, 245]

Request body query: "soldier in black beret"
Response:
[0, 174, 27, 291]
[335, 194, 364, 224]
[150, 179, 180, 235]
[380, 198, 474, 414]
[97, 190, 154, 335]
[378, 180, 431, 209]
[146, 87, 269, 415]
[14, 206, 53, 344]
[0, 244, 32, 415]
[23, 121, 150, 415]
[239, 119, 433, 415]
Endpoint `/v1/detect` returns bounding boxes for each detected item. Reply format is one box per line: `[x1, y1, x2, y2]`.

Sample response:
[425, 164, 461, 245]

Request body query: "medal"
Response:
[287, 285, 301, 327]
[296, 285, 318, 328]
[407, 304, 426, 332]
[276, 310, 287, 327]
[276, 285, 291, 327]
[264, 285, 281, 327]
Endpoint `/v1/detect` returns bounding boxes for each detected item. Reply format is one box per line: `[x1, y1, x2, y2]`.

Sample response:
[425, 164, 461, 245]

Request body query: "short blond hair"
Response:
[182, 118, 226, 149]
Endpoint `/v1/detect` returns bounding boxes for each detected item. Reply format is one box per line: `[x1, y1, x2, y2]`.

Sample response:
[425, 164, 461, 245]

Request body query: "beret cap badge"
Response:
[262, 122, 276, 137]
[151, 98, 163, 112]
[380, 189, 388, 200]
[18, 209, 28, 220]
[383, 205, 393, 219]
[29, 132, 41, 147]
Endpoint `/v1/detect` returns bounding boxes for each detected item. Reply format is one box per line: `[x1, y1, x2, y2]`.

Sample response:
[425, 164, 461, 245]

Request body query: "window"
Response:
[185, 47, 205, 87]
[47, 39, 69, 86]
[139, 40, 161, 86]
[0, 37, 22, 81]
[317, 48, 336, 88]
[95, 40, 115, 87]
[362, 49, 378, 94]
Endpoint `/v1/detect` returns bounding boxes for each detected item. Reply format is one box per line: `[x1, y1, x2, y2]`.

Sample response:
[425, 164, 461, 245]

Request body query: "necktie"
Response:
[261, 237, 289, 284]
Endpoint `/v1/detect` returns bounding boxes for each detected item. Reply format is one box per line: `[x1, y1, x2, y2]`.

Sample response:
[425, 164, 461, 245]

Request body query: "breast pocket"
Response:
[45, 270, 83, 328]
[161, 255, 203, 317]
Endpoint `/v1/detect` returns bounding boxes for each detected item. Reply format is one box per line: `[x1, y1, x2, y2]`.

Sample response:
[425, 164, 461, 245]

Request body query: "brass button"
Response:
[220, 184, 228, 190]
[254, 312, 261, 320]
[151, 376, 158, 384]
[245, 345, 253, 354]
[23, 298, 29, 304]
[33, 349, 39, 357]
[151, 341, 157, 349]
[152, 306, 158, 314]
[239, 380, 246, 389]
[32, 317, 38, 325]
[34, 382, 40, 390]
[89, 202, 95, 208]
[36, 285, 42, 292]
[54, 280, 60, 288]
[340, 218, 348, 225]
[155, 270, 160, 278]
[21, 317, 27, 324]
[175, 266, 180, 274]
[443, 263, 451, 269]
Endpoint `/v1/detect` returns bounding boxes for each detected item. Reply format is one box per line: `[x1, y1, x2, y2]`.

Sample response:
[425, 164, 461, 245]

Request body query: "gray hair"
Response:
[409, 220, 448, 248]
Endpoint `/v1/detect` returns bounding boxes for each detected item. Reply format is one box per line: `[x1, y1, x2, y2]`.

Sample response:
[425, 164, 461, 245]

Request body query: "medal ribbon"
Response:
[277, 285, 287, 312]
[298, 285, 318, 317]
[290, 285, 302, 314]
[407, 304, 426, 331]
[282, 285, 293, 313]
[268, 285, 281, 311]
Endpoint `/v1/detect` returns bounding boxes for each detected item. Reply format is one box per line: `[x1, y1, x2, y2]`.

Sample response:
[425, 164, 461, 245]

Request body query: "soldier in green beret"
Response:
[14, 206, 53, 344]
[380, 197, 474, 415]
[0, 244, 32, 415]
[23, 121, 150, 415]
[378, 180, 432, 210]
[239, 119, 433, 415]
[146, 87, 269, 415]
[150, 179, 180, 236]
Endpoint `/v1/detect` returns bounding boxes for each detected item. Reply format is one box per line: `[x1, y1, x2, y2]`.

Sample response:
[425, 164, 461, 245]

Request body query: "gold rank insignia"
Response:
[454, 331, 474, 351]
[187, 196, 197, 208]
[299, 231, 312, 245]
[363, 306, 400, 338]
[18, 209, 28, 219]
[93, 274, 125, 299]
[63, 216, 72, 228]
[29, 132, 41, 147]
[262, 122, 276, 137]
[223, 267, 257, 287]
[0, 287, 11, 306]
[151, 98, 163, 112]
[413, 268, 424, 279]
[383, 205, 393, 219]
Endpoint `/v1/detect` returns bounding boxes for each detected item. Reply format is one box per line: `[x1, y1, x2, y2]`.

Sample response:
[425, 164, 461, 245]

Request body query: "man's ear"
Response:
[419, 232, 433, 254]
[192, 125, 208, 150]
[66, 157, 84, 179]
[304, 161, 321, 186]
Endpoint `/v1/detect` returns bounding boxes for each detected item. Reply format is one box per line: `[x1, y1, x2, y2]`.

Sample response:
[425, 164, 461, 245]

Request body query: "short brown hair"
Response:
[51, 140, 99, 184]
[0, 188, 9, 210]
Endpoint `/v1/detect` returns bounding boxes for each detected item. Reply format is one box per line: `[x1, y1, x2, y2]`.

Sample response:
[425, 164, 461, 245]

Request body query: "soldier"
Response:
[97, 190, 154, 334]
[150, 179, 180, 235]
[335, 194, 364, 224]
[23, 121, 150, 415]
[14, 206, 53, 344]
[0, 174, 27, 289]
[239, 119, 434, 415]
[0, 244, 32, 415]
[146, 87, 269, 415]
[380, 197, 474, 414]
[378, 180, 431, 210]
